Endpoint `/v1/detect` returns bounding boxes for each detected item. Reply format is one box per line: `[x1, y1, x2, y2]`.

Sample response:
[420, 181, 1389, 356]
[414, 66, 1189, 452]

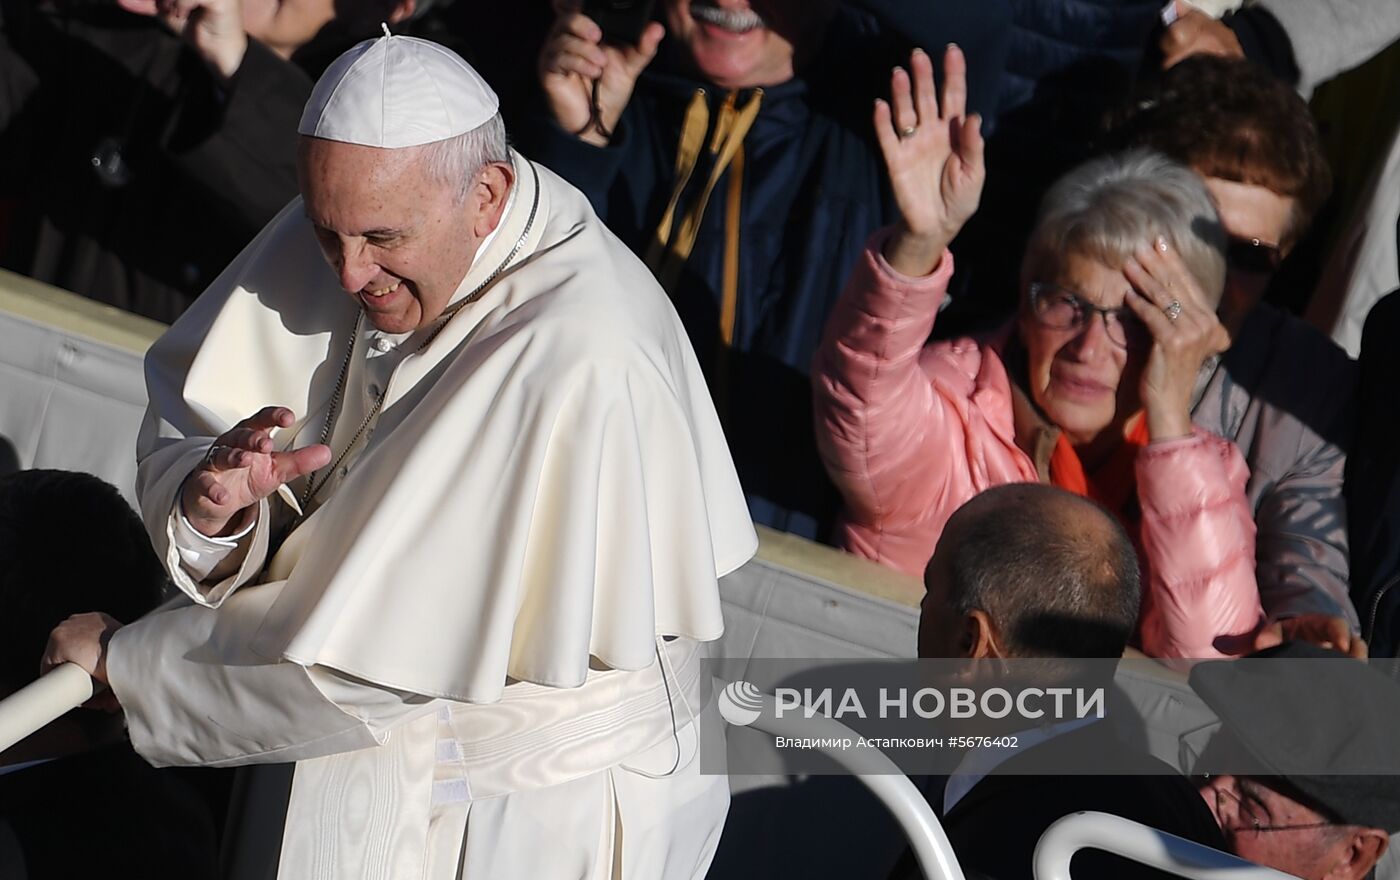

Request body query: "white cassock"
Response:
[106, 152, 758, 879]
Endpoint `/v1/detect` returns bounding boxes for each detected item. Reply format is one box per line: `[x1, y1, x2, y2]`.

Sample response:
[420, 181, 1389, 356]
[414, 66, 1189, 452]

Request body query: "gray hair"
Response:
[1021, 148, 1227, 307]
[942, 484, 1141, 659]
[418, 112, 510, 202]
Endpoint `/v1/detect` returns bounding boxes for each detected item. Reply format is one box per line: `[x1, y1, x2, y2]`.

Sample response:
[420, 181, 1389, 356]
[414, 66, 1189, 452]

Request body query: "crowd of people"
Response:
[3, 0, 1400, 878]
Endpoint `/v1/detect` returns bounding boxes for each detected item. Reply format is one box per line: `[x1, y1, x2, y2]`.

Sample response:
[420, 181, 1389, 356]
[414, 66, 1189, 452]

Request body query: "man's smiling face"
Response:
[661, 0, 830, 90]
[298, 137, 481, 334]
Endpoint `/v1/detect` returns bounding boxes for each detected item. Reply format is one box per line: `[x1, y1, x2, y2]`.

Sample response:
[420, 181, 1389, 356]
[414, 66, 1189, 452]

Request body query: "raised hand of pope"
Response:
[182, 406, 331, 538]
[874, 45, 985, 278]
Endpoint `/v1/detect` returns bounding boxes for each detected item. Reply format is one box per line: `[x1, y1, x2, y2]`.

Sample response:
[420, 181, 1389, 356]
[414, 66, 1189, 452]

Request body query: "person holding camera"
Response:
[0, 0, 427, 325]
[525, 0, 1012, 541]
[0, 0, 312, 323]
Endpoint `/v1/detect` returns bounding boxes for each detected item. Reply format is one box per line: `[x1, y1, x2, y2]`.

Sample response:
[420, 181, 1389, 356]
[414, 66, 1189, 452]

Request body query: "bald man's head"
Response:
[919, 484, 1141, 659]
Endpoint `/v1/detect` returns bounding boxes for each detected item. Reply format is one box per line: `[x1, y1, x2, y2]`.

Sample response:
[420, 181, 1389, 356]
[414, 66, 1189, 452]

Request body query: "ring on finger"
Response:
[203, 444, 229, 468]
[1164, 299, 1182, 322]
[899, 125, 918, 139]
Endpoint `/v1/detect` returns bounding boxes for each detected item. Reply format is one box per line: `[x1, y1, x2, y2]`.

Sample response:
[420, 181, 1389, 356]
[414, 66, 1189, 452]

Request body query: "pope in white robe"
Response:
[44, 33, 757, 880]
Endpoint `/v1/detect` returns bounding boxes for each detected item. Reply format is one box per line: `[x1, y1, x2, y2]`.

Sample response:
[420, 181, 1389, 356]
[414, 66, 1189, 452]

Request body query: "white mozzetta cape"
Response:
[135, 153, 757, 702]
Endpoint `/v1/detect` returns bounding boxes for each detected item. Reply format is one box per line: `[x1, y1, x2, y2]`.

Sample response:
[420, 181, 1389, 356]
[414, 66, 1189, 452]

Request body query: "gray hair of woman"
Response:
[1021, 148, 1228, 308]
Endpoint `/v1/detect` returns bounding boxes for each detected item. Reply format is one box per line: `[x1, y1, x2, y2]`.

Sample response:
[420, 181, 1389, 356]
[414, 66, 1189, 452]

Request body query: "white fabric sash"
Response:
[278, 637, 709, 878]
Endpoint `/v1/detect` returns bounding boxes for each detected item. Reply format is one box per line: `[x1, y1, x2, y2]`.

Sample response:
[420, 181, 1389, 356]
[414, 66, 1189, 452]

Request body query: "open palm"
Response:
[874, 46, 985, 261]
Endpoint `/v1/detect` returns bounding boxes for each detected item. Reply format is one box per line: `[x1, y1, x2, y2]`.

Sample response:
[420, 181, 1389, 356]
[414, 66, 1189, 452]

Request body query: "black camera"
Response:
[582, 0, 657, 46]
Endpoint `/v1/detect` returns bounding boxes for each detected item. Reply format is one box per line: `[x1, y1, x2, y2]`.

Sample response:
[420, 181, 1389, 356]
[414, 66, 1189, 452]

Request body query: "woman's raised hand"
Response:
[875, 45, 985, 277]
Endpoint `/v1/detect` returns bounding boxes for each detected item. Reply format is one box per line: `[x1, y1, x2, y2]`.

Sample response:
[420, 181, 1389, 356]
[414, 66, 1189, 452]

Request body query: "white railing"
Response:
[728, 691, 967, 880]
[0, 663, 94, 752]
[1034, 812, 1301, 880]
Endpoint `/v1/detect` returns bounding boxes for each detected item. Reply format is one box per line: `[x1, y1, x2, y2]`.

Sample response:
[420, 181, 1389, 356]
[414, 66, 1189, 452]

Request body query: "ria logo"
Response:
[718, 680, 764, 727]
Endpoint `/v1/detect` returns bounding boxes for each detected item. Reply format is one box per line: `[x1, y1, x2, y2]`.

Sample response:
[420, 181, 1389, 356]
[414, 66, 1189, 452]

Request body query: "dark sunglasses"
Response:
[1226, 236, 1283, 276]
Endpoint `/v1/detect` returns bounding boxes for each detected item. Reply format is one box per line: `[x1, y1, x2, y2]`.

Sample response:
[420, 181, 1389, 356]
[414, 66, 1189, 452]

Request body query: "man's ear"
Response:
[388, 0, 416, 24]
[470, 162, 515, 238]
[964, 610, 1007, 660]
[1324, 827, 1388, 880]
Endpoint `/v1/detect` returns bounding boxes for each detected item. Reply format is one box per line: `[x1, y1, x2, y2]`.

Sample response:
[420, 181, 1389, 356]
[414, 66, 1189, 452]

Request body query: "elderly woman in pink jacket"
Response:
[815, 47, 1296, 660]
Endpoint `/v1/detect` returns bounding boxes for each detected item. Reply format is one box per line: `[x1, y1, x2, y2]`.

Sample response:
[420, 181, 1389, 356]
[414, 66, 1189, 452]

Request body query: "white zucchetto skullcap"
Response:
[298, 29, 499, 149]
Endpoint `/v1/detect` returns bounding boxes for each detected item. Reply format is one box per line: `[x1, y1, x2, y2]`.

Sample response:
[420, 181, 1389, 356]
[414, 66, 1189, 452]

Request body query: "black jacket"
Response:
[0, 1, 309, 323]
[1347, 286, 1400, 661]
[0, 742, 218, 879]
[890, 722, 1227, 880]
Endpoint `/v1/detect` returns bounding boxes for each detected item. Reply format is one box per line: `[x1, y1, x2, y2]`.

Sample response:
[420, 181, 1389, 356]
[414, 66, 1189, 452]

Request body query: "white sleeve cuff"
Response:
[171, 505, 257, 582]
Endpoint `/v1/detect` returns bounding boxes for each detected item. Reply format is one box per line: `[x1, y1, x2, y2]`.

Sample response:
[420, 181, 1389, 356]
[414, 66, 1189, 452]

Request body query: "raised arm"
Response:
[1120, 239, 1264, 657]
[813, 46, 984, 560]
[874, 45, 984, 277]
[1135, 431, 1266, 659]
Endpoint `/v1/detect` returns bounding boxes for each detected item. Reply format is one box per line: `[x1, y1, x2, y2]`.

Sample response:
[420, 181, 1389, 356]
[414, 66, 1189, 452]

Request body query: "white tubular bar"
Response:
[0, 663, 95, 753]
[1034, 812, 1302, 880]
[741, 693, 966, 880]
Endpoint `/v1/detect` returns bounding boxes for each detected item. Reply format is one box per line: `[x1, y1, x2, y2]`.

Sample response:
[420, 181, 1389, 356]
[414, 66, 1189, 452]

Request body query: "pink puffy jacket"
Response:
[812, 233, 1265, 659]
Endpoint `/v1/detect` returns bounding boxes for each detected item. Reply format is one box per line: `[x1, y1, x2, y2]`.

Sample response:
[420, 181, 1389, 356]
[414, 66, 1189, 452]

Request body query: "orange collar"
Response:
[1048, 413, 1150, 519]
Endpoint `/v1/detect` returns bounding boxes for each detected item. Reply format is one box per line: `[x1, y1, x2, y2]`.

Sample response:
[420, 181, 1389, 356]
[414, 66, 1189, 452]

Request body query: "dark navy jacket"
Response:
[997, 0, 1163, 143]
[948, 0, 1165, 331]
[523, 1, 1011, 538]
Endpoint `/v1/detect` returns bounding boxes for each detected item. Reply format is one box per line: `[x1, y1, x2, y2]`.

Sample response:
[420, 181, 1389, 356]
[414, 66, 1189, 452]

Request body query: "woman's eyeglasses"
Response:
[1214, 782, 1337, 836]
[1027, 282, 1150, 349]
[1226, 236, 1284, 276]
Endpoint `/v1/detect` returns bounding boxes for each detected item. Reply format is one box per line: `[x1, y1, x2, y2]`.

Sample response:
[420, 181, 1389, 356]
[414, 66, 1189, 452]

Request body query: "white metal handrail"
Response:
[725, 690, 966, 880]
[0, 663, 95, 753]
[1034, 811, 1302, 880]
